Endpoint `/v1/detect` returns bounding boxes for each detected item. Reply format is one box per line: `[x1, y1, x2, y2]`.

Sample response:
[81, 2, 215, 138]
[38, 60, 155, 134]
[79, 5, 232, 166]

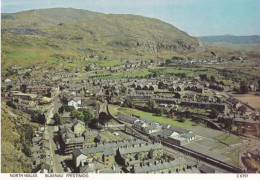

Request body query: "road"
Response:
[44, 91, 69, 173]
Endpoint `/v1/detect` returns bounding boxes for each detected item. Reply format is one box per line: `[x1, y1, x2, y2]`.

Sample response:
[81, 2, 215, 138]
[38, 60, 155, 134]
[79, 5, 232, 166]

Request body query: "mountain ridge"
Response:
[198, 35, 260, 44]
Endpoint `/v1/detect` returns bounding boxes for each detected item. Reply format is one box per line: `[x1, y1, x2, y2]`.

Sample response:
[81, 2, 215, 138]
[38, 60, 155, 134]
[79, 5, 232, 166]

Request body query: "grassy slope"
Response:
[2, 8, 203, 73]
[1, 103, 39, 173]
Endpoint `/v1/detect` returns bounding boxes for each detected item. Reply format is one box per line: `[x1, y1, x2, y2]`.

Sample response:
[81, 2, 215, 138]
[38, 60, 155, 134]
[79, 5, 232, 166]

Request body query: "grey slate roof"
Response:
[119, 143, 163, 155]
[103, 166, 122, 173]
[72, 139, 147, 157]
[104, 148, 115, 156]
[139, 117, 155, 124]
[133, 158, 187, 173]
[182, 133, 196, 139]
[168, 125, 190, 134]
[118, 114, 138, 124]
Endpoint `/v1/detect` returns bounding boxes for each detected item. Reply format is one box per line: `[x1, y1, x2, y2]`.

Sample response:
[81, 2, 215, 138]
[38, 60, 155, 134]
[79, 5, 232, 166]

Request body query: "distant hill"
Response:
[206, 42, 260, 52]
[198, 35, 260, 44]
[1, 8, 204, 70]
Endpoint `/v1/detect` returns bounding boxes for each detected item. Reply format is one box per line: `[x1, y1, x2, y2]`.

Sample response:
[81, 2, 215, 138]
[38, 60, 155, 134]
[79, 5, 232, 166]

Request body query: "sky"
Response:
[1, 0, 260, 36]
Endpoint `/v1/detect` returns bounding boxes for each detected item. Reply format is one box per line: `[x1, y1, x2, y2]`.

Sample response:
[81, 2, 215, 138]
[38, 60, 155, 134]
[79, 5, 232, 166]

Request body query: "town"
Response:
[2, 57, 260, 174]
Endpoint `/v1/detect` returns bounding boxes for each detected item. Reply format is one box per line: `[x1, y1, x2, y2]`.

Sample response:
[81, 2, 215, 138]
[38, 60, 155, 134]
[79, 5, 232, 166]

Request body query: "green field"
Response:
[214, 133, 242, 145]
[115, 106, 199, 130]
[222, 148, 240, 167]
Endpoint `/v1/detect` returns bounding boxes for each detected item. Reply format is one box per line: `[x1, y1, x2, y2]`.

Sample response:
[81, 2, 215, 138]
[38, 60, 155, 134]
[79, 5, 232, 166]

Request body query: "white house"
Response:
[68, 98, 81, 110]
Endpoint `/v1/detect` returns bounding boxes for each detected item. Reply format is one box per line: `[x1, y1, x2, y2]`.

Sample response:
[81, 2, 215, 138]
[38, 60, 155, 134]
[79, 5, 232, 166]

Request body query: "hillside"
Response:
[1, 8, 203, 71]
[198, 35, 260, 44]
[1, 103, 39, 173]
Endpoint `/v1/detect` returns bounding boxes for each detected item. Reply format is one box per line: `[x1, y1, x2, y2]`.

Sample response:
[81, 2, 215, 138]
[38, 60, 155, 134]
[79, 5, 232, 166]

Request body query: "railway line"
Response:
[106, 102, 243, 173]
[157, 137, 243, 173]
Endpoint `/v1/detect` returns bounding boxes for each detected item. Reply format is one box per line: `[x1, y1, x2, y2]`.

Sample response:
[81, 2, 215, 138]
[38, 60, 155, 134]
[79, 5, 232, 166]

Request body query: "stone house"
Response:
[116, 143, 163, 166]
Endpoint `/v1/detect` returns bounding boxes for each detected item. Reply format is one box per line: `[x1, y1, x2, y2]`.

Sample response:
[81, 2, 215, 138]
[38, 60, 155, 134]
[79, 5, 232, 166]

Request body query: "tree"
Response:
[219, 81, 225, 86]
[153, 71, 159, 78]
[123, 98, 135, 108]
[177, 115, 185, 123]
[239, 81, 248, 94]
[22, 143, 31, 157]
[199, 74, 208, 81]
[225, 119, 234, 132]
[21, 124, 34, 144]
[78, 108, 95, 124]
[121, 87, 127, 93]
[6, 100, 17, 109]
[99, 112, 109, 125]
[158, 81, 165, 89]
[31, 110, 46, 124]
[53, 113, 62, 125]
[85, 65, 91, 72]
[257, 79, 260, 91]
[147, 99, 157, 111]
[165, 59, 172, 66]
[209, 109, 219, 119]
[184, 110, 190, 118]
[58, 105, 75, 113]
[70, 110, 84, 121]
[210, 75, 216, 82]
[156, 107, 164, 116]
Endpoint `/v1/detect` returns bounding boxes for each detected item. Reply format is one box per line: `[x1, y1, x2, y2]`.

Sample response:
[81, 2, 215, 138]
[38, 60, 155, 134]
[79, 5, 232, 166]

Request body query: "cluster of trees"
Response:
[209, 109, 219, 119]
[6, 100, 17, 109]
[53, 113, 62, 125]
[237, 80, 260, 94]
[199, 73, 225, 86]
[58, 105, 75, 113]
[123, 98, 135, 108]
[22, 143, 32, 157]
[98, 112, 110, 125]
[218, 117, 234, 132]
[69, 108, 96, 125]
[147, 99, 164, 116]
[31, 110, 46, 124]
[19, 123, 34, 157]
[158, 81, 165, 89]
[55, 106, 98, 126]
[238, 81, 248, 94]
[175, 72, 186, 79]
